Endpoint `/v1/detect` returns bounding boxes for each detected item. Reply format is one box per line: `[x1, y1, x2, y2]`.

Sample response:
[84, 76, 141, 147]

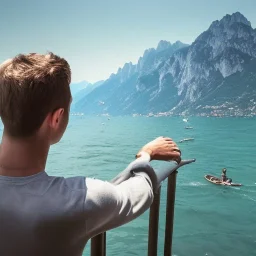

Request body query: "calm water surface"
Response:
[45, 116, 256, 256]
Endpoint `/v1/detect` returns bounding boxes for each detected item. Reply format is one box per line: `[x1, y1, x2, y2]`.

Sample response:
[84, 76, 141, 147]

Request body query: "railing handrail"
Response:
[91, 159, 195, 256]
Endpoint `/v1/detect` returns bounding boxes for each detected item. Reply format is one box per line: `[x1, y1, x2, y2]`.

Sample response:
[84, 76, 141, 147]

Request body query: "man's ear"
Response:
[49, 108, 65, 129]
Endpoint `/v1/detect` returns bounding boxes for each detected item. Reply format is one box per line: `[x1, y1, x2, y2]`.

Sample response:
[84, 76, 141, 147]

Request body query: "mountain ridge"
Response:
[74, 12, 256, 117]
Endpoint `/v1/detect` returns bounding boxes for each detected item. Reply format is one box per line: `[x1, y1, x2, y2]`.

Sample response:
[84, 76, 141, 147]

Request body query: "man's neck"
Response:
[0, 132, 50, 177]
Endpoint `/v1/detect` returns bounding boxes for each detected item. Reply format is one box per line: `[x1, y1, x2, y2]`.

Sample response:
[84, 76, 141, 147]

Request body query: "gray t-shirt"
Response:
[0, 162, 154, 256]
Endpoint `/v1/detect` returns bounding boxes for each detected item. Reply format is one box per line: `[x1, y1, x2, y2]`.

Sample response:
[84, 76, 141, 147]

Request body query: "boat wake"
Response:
[181, 181, 207, 187]
[231, 189, 256, 203]
[241, 194, 256, 202]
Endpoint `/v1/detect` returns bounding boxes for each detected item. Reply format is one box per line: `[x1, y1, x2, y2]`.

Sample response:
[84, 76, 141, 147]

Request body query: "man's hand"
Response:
[136, 136, 181, 163]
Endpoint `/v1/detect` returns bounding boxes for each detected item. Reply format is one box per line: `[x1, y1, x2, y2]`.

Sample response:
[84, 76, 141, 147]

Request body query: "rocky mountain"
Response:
[74, 12, 256, 116]
[74, 41, 188, 114]
[70, 80, 104, 110]
[70, 81, 90, 97]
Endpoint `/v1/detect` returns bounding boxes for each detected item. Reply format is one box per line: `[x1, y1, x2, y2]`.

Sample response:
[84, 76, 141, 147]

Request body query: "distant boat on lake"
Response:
[179, 138, 195, 143]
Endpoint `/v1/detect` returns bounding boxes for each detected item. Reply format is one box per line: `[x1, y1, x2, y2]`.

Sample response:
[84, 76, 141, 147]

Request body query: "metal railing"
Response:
[91, 159, 195, 256]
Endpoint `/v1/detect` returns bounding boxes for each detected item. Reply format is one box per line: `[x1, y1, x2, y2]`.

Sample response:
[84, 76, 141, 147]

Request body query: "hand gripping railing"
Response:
[91, 159, 195, 256]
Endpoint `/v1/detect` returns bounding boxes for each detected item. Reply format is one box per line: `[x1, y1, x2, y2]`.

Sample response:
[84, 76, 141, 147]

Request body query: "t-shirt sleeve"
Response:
[84, 173, 154, 238]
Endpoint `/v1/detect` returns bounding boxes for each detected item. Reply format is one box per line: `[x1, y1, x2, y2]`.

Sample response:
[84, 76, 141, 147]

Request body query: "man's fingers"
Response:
[173, 148, 181, 154]
[166, 140, 177, 146]
[164, 137, 173, 141]
[142, 137, 181, 162]
[166, 142, 179, 150]
[170, 150, 181, 157]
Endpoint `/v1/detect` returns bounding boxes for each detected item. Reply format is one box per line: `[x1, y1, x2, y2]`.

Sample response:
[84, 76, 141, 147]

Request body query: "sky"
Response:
[0, 0, 256, 83]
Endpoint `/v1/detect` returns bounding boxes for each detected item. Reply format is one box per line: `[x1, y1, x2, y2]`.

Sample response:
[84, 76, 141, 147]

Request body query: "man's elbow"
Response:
[131, 176, 154, 215]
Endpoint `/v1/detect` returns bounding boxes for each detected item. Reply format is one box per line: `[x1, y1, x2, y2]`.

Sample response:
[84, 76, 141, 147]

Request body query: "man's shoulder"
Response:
[42, 175, 87, 212]
[64, 176, 86, 190]
[46, 174, 86, 191]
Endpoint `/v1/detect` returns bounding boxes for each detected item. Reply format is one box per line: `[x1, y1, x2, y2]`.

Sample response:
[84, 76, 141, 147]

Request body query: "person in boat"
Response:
[221, 168, 232, 184]
[221, 168, 227, 181]
[0, 53, 181, 256]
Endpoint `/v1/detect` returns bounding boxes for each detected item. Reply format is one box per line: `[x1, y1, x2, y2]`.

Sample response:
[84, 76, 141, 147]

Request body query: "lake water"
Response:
[46, 116, 256, 256]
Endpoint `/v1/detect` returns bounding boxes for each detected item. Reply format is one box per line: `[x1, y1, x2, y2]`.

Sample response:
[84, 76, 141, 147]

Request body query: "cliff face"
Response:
[160, 12, 256, 114]
[75, 41, 187, 114]
[75, 12, 256, 116]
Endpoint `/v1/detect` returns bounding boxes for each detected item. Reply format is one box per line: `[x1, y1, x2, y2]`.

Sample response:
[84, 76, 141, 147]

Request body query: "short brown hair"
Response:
[0, 52, 71, 137]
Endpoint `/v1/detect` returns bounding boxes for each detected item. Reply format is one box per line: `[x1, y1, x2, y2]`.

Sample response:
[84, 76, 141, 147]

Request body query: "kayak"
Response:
[204, 174, 242, 186]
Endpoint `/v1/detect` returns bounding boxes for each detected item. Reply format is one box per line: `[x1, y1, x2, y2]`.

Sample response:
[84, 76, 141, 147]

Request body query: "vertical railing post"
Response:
[148, 186, 161, 256]
[164, 171, 177, 256]
[91, 232, 106, 256]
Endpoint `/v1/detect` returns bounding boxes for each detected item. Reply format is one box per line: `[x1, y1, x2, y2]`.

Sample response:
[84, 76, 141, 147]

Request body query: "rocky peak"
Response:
[209, 12, 251, 32]
[115, 62, 136, 83]
[219, 12, 250, 27]
[156, 40, 171, 52]
[208, 12, 253, 36]
[110, 41, 188, 83]
[137, 41, 188, 74]
[173, 40, 187, 48]
[193, 12, 256, 60]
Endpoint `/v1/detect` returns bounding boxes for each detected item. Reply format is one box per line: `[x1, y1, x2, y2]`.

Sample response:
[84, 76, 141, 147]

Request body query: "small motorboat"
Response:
[179, 138, 195, 143]
[185, 126, 193, 129]
[204, 174, 242, 186]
